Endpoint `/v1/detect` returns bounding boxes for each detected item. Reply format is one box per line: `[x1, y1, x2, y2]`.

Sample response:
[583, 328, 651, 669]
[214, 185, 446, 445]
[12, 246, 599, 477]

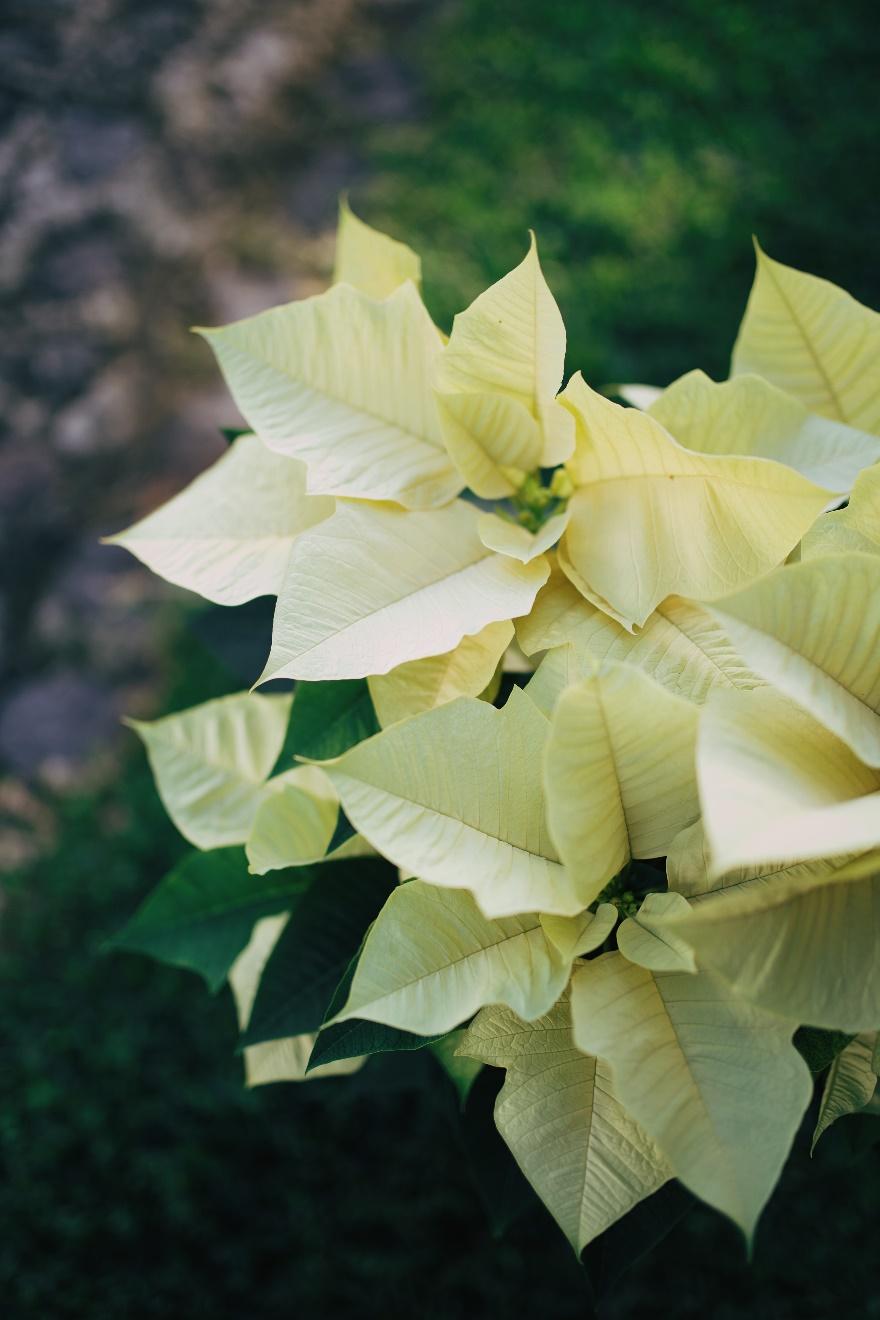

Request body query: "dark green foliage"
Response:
[270, 679, 379, 775]
[241, 856, 397, 1046]
[794, 1027, 857, 1075]
[107, 848, 314, 992]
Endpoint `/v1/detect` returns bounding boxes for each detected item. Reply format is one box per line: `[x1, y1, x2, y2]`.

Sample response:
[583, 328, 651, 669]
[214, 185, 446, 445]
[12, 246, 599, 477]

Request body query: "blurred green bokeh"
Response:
[367, 0, 879, 387]
[4, 2, 880, 1315]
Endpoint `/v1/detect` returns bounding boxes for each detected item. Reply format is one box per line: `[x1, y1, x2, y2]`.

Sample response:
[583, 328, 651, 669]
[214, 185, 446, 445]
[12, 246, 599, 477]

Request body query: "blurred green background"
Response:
[2, 1, 879, 1316]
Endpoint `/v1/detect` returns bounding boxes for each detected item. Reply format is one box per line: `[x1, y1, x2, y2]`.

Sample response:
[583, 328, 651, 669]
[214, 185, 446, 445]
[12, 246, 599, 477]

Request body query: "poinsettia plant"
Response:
[107, 200, 880, 1258]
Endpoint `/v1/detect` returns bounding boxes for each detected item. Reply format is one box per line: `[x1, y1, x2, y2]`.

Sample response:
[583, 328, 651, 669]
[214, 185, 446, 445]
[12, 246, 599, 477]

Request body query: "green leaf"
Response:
[240, 857, 397, 1046]
[308, 1005, 441, 1072]
[794, 1027, 856, 1075]
[270, 679, 379, 776]
[430, 1030, 484, 1107]
[107, 848, 313, 991]
[229, 915, 366, 1087]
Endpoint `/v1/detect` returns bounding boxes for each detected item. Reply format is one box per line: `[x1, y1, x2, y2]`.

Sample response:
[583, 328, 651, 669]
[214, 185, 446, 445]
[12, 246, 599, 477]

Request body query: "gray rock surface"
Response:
[0, 0, 424, 851]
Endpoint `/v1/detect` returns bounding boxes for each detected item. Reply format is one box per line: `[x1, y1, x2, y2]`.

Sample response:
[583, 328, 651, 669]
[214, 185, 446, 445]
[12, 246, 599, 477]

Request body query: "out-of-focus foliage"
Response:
[367, 0, 880, 387]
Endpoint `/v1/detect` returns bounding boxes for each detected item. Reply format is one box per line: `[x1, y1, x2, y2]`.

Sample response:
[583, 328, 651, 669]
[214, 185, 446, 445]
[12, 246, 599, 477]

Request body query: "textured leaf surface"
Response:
[230, 915, 364, 1085]
[617, 892, 697, 973]
[477, 511, 570, 563]
[457, 995, 670, 1252]
[260, 499, 548, 682]
[325, 689, 580, 917]
[664, 818, 872, 898]
[434, 236, 573, 496]
[108, 848, 311, 991]
[812, 1034, 878, 1150]
[649, 863, 880, 1032]
[199, 281, 461, 509]
[560, 373, 829, 628]
[731, 243, 880, 433]
[544, 661, 699, 905]
[649, 370, 880, 490]
[129, 692, 292, 848]
[241, 857, 396, 1045]
[571, 953, 812, 1240]
[331, 880, 597, 1035]
[245, 766, 339, 874]
[368, 620, 512, 727]
[518, 566, 763, 704]
[802, 463, 880, 559]
[698, 689, 880, 876]
[332, 198, 421, 298]
[709, 554, 880, 766]
[106, 434, 334, 605]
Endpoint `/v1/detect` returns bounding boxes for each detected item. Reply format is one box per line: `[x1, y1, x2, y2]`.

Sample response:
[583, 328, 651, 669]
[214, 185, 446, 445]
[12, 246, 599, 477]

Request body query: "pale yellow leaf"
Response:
[331, 880, 589, 1035]
[517, 563, 763, 704]
[544, 661, 699, 906]
[333, 197, 421, 299]
[644, 861, 880, 1032]
[731, 242, 880, 433]
[570, 952, 812, 1240]
[259, 499, 548, 683]
[367, 620, 513, 728]
[812, 1034, 878, 1150]
[698, 688, 880, 877]
[802, 462, 880, 559]
[560, 373, 830, 629]
[106, 434, 334, 605]
[128, 692, 291, 849]
[198, 281, 461, 510]
[709, 553, 880, 767]
[434, 235, 574, 496]
[457, 993, 670, 1252]
[477, 510, 570, 563]
[664, 818, 874, 898]
[617, 892, 697, 973]
[324, 688, 581, 918]
[245, 765, 339, 874]
[649, 370, 880, 491]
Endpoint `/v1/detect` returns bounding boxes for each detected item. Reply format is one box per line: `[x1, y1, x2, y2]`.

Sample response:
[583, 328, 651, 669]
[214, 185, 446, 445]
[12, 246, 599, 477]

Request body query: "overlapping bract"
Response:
[114, 210, 880, 1258]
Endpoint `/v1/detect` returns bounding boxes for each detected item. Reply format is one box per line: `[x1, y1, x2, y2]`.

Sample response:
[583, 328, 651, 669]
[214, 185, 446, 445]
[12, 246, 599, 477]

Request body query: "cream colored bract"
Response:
[112, 208, 880, 1261]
